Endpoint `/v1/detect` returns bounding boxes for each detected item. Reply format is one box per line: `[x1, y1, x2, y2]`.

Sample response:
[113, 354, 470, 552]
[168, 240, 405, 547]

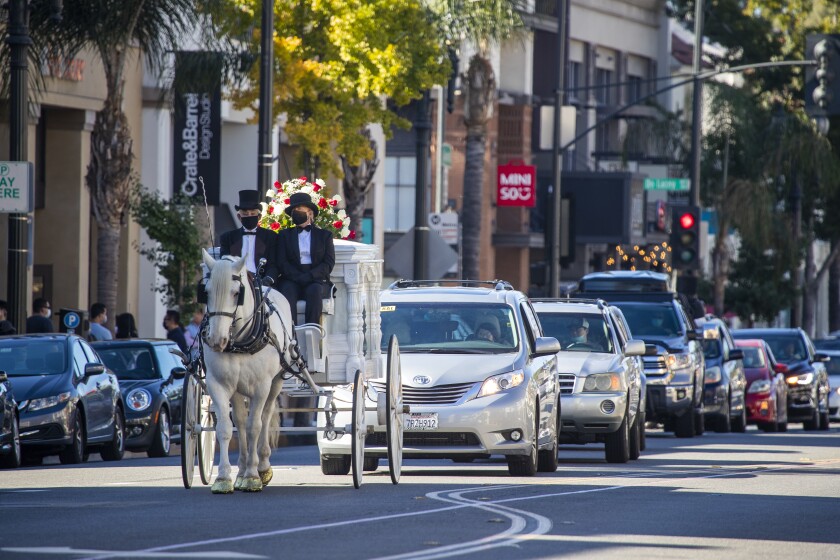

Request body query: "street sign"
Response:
[0, 161, 33, 213]
[428, 212, 459, 244]
[643, 178, 690, 192]
[63, 312, 80, 331]
[441, 143, 452, 168]
[497, 161, 536, 207]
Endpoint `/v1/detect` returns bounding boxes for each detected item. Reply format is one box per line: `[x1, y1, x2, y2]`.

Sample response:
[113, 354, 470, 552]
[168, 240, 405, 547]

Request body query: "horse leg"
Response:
[230, 394, 249, 491]
[257, 382, 284, 486]
[207, 387, 235, 494]
[240, 387, 272, 492]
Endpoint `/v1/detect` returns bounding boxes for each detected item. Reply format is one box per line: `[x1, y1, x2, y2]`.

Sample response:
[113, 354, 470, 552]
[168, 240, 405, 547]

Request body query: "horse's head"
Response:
[202, 248, 249, 352]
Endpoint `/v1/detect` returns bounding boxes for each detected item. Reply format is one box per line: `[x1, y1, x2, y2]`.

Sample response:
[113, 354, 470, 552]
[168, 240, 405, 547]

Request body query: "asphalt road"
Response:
[1, 425, 839, 560]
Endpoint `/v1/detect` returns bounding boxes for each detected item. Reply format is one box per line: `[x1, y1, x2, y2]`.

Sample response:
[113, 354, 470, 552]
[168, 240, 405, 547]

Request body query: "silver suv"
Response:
[532, 299, 647, 463]
[317, 280, 562, 476]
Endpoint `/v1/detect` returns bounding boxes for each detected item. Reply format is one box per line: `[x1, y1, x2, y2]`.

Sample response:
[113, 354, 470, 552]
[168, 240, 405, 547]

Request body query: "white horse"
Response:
[201, 249, 300, 493]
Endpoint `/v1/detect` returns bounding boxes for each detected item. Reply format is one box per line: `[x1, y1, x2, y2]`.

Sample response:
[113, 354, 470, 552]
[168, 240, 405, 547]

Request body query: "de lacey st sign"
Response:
[497, 161, 536, 207]
[0, 161, 33, 213]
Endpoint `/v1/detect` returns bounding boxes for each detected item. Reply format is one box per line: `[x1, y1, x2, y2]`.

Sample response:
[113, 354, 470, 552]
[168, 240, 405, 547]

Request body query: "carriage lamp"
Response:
[127, 388, 152, 411]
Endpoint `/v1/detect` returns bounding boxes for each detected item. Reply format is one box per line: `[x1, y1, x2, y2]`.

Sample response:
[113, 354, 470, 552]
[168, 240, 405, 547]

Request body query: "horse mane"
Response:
[208, 257, 235, 307]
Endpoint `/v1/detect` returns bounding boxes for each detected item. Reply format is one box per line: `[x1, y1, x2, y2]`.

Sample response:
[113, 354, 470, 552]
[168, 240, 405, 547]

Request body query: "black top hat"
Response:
[284, 192, 320, 216]
[235, 189, 261, 211]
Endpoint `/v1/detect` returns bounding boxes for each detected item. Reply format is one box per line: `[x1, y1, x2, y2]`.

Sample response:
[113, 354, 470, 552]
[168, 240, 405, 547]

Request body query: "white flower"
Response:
[315, 178, 326, 187]
[331, 194, 342, 203]
[341, 227, 350, 238]
[266, 188, 277, 198]
[342, 216, 350, 225]
[259, 202, 268, 212]
[337, 209, 347, 219]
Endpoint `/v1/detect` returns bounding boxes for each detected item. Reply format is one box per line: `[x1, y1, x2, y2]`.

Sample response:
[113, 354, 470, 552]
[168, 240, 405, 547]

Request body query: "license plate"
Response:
[404, 412, 438, 431]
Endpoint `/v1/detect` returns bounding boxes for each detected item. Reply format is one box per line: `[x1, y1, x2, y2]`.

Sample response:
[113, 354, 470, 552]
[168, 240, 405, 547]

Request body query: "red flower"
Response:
[299, 176, 308, 182]
[348, 230, 356, 240]
[328, 199, 338, 207]
[267, 205, 274, 215]
[273, 180, 280, 188]
[313, 184, 321, 192]
[318, 197, 328, 209]
[270, 222, 281, 231]
[284, 198, 290, 204]
[333, 220, 344, 229]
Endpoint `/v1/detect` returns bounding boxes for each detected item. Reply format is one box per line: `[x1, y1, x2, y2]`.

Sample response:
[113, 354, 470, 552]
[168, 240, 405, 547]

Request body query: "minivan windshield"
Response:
[380, 302, 518, 354]
[611, 302, 683, 338]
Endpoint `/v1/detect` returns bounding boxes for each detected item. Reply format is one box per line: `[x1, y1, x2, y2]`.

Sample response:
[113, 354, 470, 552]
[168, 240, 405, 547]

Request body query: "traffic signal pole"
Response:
[690, 0, 705, 209]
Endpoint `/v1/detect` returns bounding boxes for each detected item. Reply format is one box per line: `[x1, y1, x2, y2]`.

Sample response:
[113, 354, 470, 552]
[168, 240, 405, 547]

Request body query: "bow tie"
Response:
[298, 225, 312, 233]
[242, 231, 256, 236]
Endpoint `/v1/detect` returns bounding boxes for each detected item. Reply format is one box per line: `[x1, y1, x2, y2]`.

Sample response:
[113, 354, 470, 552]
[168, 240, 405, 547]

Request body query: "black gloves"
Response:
[261, 275, 275, 287]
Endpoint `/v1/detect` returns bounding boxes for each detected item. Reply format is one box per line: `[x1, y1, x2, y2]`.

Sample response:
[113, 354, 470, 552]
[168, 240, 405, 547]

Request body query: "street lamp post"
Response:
[257, 0, 274, 196]
[413, 90, 431, 280]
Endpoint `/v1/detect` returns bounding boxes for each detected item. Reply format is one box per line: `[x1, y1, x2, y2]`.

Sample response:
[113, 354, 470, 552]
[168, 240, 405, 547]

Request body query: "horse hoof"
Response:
[259, 469, 273, 486]
[233, 476, 245, 491]
[211, 479, 234, 494]
[241, 477, 263, 492]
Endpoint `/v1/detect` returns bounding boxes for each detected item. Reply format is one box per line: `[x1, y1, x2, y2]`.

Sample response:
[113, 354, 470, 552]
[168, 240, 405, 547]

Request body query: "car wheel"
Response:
[731, 401, 747, 433]
[320, 454, 351, 475]
[638, 412, 647, 451]
[605, 413, 630, 463]
[674, 411, 695, 438]
[147, 407, 172, 458]
[803, 406, 819, 430]
[694, 404, 705, 436]
[59, 411, 86, 465]
[537, 405, 559, 473]
[714, 399, 731, 433]
[508, 412, 538, 476]
[100, 408, 125, 462]
[363, 456, 379, 472]
[628, 413, 641, 460]
[818, 397, 830, 431]
[0, 413, 21, 469]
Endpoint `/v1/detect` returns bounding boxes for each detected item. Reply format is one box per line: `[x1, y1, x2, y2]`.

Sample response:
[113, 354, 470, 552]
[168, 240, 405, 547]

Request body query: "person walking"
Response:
[219, 189, 279, 287]
[275, 192, 335, 325]
[163, 309, 189, 354]
[115, 312, 138, 339]
[26, 298, 54, 333]
[0, 300, 16, 336]
[88, 302, 113, 341]
[183, 308, 204, 359]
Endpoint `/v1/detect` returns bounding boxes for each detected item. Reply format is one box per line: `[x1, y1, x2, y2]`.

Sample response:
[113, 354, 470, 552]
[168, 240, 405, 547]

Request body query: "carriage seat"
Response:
[294, 284, 337, 326]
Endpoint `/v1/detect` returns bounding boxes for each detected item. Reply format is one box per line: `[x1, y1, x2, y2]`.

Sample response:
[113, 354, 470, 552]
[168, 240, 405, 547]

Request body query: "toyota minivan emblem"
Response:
[413, 375, 431, 385]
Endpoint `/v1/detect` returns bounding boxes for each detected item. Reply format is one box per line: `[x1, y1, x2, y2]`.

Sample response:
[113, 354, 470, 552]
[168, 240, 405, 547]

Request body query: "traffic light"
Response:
[670, 205, 700, 271]
[806, 34, 840, 116]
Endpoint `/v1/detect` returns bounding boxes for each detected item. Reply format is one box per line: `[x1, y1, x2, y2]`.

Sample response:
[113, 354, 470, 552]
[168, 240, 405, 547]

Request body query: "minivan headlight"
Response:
[127, 388, 152, 412]
[582, 373, 621, 392]
[786, 373, 814, 386]
[477, 370, 525, 398]
[27, 392, 71, 412]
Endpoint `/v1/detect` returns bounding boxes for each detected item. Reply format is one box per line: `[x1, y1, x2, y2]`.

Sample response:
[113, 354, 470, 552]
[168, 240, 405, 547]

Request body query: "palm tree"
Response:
[39, 0, 215, 329]
[427, 0, 526, 279]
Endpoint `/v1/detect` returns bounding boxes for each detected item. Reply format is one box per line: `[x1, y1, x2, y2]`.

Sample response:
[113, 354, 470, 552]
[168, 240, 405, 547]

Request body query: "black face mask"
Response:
[240, 215, 259, 230]
[291, 210, 309, 226]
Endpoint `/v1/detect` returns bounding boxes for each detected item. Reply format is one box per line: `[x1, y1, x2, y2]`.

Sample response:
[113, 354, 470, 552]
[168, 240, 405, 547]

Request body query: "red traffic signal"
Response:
[679, 212, 695, 230]
[670, 205, 701, 271]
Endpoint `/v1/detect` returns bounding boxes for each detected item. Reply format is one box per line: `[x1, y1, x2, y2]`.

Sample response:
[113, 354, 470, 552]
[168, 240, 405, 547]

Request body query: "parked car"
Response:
[532, 298, 647, 463]
[812, 338, 840, 422]
[0, 334, 125, 464]
[695, 317, 748, 433]
[578, 292, 706, 438]
[318, 280, 562, 476]
[732, 328, 830, 430]
[92, 339, 187, 457]
[734, 339, 789, 432]
[577, 270, 672, 293]
[0, 370, 21, 468]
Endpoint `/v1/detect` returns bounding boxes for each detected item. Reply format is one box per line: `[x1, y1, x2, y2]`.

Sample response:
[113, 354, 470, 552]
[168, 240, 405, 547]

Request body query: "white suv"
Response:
[318, 280, 562, 476]
[532, 299, 647, 463]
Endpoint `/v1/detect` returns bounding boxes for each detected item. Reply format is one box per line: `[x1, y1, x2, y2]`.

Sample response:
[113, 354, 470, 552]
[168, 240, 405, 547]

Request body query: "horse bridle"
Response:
[204, 273, 245, 321]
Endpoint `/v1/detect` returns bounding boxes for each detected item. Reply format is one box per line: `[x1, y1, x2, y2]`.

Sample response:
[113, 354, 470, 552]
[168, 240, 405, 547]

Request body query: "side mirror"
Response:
[533, 336, 562, 357]
[84, 363, 106, 377]
[624, 340, 646, 357]
[645, 344, 660, 356]
[813, 352, 830, 363]
[0, 371, 7, 382]
[170, 367, 188, 380]
[774, 363, 788, 374]
[727, 348, 744, 362]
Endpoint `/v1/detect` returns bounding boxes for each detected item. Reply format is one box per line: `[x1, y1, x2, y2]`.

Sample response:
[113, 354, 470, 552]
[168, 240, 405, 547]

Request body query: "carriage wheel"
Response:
[351, 369, 367, 489]
[180, 371, 199, 489]
[386, 335, 404, 485]
[197, 383, 216, 485]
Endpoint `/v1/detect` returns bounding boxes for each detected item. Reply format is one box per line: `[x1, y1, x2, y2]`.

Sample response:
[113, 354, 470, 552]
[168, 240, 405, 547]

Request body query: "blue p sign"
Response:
[63, 312, 80, 330]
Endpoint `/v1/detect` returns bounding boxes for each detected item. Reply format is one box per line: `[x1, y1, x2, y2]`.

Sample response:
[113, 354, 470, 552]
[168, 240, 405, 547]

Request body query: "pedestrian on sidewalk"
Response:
[0, 300, 16, 336]
[163, 309, 188, 354]
[115, 312, 138, 339]
[88, 302, 113, 341]
[26, 298, 54, 333]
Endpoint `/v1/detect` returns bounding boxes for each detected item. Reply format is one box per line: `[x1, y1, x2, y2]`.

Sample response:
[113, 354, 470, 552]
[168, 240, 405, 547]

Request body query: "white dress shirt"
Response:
[242, 229, 257, 274]
[298, 228, 312, 264]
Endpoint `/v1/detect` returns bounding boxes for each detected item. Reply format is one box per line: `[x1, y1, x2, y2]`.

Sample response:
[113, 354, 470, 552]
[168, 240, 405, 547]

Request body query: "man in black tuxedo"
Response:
[219, 189, 279, 286]
[276, 192, 335, 325]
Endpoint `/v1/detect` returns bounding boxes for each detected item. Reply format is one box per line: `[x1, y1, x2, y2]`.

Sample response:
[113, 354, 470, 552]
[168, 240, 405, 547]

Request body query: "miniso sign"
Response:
[0, 161, 33, 213]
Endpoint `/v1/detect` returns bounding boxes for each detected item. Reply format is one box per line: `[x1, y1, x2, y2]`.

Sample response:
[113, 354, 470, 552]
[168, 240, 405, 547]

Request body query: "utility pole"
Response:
[690, 0, 705, 208]
[6, 0, 32, 334]
[257, 0, 274, 196]
[413, 90, 431, 280]
[547, 0, 568, 297]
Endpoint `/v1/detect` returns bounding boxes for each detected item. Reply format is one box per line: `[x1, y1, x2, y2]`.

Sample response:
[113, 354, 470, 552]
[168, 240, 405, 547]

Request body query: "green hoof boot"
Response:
[241, 476, 263, 492]
[211, 479, 234, 494]
[259, 468, 273, 486]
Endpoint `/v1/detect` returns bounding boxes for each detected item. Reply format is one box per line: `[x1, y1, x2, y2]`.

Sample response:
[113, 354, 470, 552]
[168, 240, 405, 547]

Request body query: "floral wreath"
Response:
[259, 177, 355, 240]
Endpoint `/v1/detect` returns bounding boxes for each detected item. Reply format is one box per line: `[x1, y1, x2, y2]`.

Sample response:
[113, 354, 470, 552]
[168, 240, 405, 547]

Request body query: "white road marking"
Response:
[2, 547, 264, 558]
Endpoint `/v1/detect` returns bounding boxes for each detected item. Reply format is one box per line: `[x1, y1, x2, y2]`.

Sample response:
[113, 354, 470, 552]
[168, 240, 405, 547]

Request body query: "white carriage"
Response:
[179, 240, 406, 490]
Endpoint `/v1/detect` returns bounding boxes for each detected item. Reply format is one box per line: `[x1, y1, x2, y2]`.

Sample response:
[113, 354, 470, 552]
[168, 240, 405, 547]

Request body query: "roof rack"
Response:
[388, 279, 514, 291]
[531, 297, 609, 310]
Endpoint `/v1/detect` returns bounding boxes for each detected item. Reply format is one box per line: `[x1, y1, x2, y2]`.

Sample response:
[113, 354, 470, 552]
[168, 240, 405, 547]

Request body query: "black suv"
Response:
[695, 316, 747, 433]
[731, 328, 831, 430]
[578, 292, 706, 438]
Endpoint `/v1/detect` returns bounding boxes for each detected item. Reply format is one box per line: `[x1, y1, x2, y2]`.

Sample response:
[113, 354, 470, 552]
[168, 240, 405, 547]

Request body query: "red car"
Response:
[735, 339, 789, 432]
